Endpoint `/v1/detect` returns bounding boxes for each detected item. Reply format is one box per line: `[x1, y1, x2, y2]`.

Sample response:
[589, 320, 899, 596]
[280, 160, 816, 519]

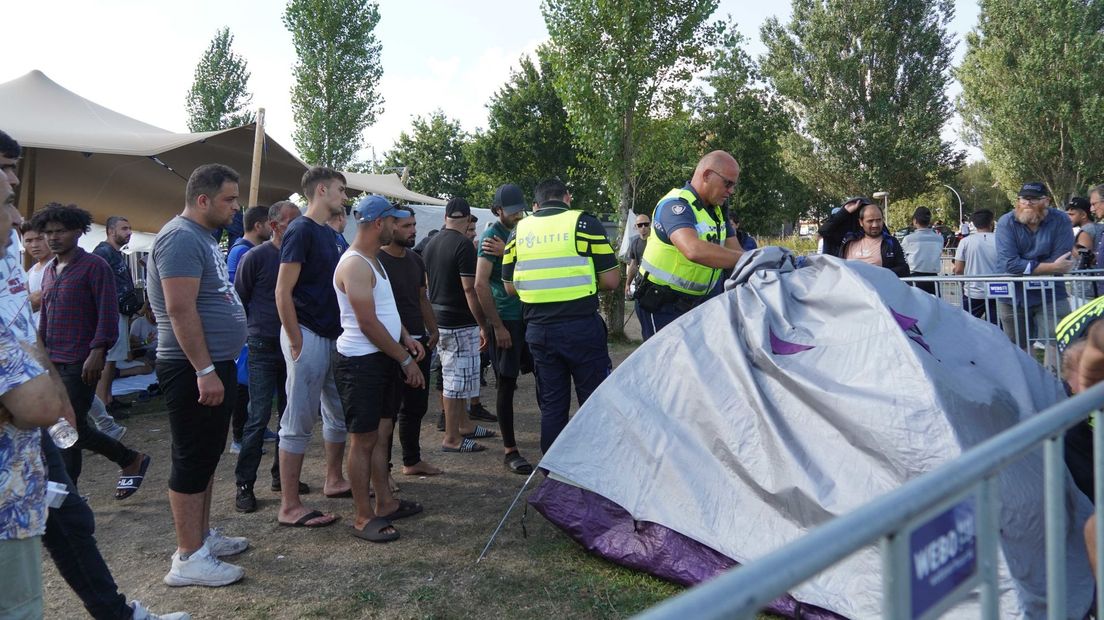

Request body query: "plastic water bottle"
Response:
[48, 418, 78, 449]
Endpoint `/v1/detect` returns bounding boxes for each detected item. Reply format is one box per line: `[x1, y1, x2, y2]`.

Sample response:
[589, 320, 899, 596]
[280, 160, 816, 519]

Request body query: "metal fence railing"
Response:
[900, 272, 1104, 379]
[636, 381, 1104, 620]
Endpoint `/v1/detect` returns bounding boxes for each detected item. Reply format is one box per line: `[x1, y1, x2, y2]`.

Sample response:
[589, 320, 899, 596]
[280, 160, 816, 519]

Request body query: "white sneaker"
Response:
[130, 600, 192, 620]
[163, 544, 244, 587]
[206, 527, 249, 557]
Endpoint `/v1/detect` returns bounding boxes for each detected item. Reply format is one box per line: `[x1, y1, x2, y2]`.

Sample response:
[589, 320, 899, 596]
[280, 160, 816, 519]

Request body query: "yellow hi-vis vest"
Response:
[640, 187, 727, 296]
[512, 210, 596, 304]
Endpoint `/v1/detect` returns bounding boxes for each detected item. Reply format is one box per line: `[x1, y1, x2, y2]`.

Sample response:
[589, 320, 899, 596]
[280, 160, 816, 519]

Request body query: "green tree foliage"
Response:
[185, 28, 254, 132]
[957, 0, 1104, 202]
[954, 160, 1011, 217]
[384, 110, 471, 200]
[761, 0, 963, 201]
[465, 48, 600, 211]
[541, 0, 720, 220]
[284, 0, 383, 168]
[695, 21, 815, 235]
[542, 0, 721, 335]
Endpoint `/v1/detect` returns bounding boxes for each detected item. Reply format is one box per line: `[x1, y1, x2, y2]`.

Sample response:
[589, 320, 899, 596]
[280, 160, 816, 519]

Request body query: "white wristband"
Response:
[400, 355, 414, 368]
[195, 364, 216, 377]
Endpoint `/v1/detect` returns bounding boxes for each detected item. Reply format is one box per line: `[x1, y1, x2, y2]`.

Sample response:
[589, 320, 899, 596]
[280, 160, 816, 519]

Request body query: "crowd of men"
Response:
[10, 119, 1104, 617]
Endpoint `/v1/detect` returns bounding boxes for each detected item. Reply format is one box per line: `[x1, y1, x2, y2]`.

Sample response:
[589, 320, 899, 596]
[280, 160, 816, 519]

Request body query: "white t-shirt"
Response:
[26, 261, 46, 329]
[955, 232, 1000, 299]
[130, 315, 157, 350]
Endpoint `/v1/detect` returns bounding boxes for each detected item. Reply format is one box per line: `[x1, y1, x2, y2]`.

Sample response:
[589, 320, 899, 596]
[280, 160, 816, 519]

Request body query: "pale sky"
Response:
[6, 0, 981, 164]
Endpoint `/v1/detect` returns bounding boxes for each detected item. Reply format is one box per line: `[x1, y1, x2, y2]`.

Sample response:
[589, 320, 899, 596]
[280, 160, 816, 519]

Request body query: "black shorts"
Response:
[157, 359, 237, 495]
[336, 352, 399, 433]
[490, 319, 532, 379]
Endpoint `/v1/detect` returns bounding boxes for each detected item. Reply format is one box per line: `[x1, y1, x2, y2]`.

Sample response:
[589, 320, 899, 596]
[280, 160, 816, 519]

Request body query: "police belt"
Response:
[632, 276, 702, 314]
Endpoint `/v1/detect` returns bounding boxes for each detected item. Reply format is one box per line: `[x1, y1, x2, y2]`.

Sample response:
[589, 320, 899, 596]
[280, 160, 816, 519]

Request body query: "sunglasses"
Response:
[636, 222, 651, 229]
[708, 169, 737, 189]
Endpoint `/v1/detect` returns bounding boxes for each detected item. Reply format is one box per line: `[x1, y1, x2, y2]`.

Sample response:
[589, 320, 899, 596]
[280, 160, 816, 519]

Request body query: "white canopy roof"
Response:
[0, 70, 446, 232]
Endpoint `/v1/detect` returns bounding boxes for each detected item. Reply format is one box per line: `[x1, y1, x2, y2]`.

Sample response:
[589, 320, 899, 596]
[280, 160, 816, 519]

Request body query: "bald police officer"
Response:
[502, 179, 621, 453]
[633, 150, 744, 340]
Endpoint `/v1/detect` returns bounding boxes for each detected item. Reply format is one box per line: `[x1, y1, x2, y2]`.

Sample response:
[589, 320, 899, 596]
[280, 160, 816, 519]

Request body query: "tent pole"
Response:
[476, 468, 539, 563]
[248, 108, 265, 207]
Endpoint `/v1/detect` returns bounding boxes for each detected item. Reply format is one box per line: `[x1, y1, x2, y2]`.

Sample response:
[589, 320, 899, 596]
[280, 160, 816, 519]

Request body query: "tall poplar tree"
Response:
[542, 0, 721, 335]
[284, 0, 383, 168]
[958, 0, 1104, 200]
[185, 28, 254, 132]
[761, 0, 963, 201]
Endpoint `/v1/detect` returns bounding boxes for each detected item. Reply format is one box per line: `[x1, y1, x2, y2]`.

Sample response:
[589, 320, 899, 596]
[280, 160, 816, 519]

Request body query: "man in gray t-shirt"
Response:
[145, 164, 250, 588]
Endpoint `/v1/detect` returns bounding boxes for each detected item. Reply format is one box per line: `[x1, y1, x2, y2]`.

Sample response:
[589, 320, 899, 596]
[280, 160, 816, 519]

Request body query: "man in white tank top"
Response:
[333, 196, 427, 543]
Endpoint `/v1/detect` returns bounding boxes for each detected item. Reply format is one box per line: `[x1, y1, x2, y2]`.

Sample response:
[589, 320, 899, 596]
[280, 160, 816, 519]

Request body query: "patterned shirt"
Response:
[40, 248, 119, 364]
[0, 277, 48, 540]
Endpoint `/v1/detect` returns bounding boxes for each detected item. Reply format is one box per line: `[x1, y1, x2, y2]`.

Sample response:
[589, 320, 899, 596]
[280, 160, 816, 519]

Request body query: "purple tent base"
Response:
[529, 477, 848, 620]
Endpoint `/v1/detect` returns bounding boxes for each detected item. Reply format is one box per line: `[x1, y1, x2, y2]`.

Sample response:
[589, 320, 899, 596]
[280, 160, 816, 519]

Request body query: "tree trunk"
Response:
[604, 111, 635, 339]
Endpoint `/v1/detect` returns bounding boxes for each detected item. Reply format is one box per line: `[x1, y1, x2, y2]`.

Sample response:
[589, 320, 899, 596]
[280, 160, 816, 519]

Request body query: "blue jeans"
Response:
[234, 336, 287, 486]
[526, 314, 612, 453]
[638, 302, 687, 341]
[39, 431, 131, 619]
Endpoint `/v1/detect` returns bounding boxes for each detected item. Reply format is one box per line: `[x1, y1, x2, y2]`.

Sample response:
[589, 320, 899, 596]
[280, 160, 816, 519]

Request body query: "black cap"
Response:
[445, 197, 471, 219]
[1018, 182, 1048, 198]
[841, 196, 873, 209]
[493, 184, 527, 215]
[1068, 196, 1091, 213]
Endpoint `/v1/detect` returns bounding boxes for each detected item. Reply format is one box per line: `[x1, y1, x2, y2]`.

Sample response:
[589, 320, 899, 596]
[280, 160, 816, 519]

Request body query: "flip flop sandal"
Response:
[462, 425, 497, 439]
[378, 499, 423, 521]
[441, 438, 486, 453]
[279, 509, 339, 528]
[350, 517, 399, 543]
[114, 454, 151, 500]
[504, 452, 534, 475]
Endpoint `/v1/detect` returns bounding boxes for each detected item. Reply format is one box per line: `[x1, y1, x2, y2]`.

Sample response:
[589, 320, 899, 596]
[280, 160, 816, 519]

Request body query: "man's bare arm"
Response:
[275, 262, 303, 357]
[163, 276, 225, 406]
[669, 228, 743, 269]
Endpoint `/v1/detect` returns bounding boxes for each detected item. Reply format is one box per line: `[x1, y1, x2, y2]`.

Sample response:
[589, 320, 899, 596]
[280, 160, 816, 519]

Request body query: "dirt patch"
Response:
[42, 318, 678, 619]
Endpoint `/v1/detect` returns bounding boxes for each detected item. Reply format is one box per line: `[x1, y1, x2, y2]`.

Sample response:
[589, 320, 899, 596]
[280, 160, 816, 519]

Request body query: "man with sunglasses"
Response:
[633, 150, 745, 340]
[623, 214, 650, 295]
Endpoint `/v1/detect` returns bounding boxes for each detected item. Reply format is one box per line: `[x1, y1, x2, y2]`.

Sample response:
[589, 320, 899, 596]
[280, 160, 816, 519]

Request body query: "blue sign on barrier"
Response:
[909, 496, 977, 619]
[987, 282, 1011, 298]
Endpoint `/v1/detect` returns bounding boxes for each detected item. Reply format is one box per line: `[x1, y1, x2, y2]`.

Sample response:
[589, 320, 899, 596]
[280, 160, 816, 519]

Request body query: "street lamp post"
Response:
[942, 184, 964, 229]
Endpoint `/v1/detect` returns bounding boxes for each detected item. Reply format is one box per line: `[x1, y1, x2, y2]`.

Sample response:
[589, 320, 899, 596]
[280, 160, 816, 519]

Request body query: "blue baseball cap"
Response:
[1018, 182, 1048, 199]
[353, 195, 411, 222]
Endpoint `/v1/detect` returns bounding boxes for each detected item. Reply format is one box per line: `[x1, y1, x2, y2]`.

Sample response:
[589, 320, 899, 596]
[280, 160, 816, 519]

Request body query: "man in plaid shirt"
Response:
[33, 204, 149, 497]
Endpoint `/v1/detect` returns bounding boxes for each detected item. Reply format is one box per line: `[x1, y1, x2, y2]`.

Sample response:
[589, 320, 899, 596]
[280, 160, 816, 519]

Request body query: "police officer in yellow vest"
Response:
[502, 179, 621, 453]
[634, 150, 745, 340]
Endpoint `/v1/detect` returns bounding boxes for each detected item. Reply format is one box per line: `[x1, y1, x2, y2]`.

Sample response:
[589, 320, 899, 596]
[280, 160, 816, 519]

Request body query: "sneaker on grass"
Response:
[130, 600, 191, 620]
[206, 528, 249, 557]
[163, 544, 244, 587]
[468, 403, 497, 422]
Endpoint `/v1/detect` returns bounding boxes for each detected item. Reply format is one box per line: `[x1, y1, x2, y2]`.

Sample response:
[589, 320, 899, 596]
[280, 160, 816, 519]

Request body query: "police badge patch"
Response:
[672, 203, 686, 215]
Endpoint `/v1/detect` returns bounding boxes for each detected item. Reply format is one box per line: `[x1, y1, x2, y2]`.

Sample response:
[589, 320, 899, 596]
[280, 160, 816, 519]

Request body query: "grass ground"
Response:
[41, 310, 699, 620]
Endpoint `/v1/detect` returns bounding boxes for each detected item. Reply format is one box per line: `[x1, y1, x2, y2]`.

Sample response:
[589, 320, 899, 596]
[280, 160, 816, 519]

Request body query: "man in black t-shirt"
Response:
[378, 212, 441, 476]
[422, 198, 496, 453]
[273, 167, 350, 529]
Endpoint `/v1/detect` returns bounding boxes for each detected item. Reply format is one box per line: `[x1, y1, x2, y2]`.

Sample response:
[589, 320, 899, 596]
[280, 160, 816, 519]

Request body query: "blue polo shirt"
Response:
[651, 183, 735, 245]
[995, 208, 1074, 306]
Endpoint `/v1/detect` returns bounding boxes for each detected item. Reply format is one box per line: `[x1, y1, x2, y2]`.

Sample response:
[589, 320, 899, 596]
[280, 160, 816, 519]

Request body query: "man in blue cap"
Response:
[334, 195, 425, 543]
[995, 182, 1074, 350]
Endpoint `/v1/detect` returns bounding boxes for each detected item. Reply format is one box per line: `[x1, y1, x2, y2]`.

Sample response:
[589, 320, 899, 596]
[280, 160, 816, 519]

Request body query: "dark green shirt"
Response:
[478, 221, 522, 321]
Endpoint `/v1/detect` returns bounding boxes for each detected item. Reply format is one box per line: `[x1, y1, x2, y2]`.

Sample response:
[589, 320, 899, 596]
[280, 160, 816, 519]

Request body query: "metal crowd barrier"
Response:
[636, 381, 1104, 620]
[900, 271, 1104, 379]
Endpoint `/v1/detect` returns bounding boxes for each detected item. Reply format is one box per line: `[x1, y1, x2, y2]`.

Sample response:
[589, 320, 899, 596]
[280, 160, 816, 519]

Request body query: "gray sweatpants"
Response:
[279, 326, 347, 454]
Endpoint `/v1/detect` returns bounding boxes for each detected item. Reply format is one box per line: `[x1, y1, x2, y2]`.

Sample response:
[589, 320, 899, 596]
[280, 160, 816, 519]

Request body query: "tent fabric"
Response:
[1, 70, 443, 232]
[343, 171, 447, 206]
[530, 249, 1093, 619]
